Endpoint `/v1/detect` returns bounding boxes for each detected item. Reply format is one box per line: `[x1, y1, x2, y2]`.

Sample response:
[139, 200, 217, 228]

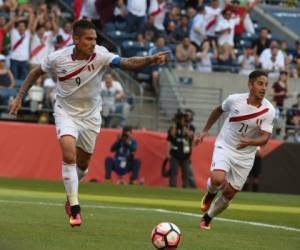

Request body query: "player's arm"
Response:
[115, 51, 169, 71]
[194, 105, 224, 145]
[237, 130, 271, 150]
[9, 66, 44, 115]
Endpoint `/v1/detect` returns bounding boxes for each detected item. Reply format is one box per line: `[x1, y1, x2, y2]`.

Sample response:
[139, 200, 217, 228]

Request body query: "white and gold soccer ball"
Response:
[151, 222, 182, 249]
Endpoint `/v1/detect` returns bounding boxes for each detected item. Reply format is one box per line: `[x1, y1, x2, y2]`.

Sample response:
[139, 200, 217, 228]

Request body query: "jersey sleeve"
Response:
[221, 94, 235, 112]
[260, 107, 275, 133]
[95, 45, 119, 66]
[40, 53, 56, 73]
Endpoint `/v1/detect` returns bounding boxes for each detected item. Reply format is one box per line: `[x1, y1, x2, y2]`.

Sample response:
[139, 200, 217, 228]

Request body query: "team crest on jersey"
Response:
[87, 64, 95, 71]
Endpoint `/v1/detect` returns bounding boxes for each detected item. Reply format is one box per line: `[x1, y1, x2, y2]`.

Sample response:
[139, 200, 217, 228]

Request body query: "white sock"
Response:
[207, 195, 230, 218]
[77, 166, 88, 181]
[62, 162, 79, 206]
[207, 178, 221, 194]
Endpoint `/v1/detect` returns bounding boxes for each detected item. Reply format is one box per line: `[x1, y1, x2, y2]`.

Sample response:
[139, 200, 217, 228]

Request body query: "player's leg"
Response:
[201, 181, 238, 230]
[201, 160, 252, 230]
[54, 105, 82, 226]
[200, 170, 226, 213]
[76, 129, 98, 181]
[59, 135, 82, 226]
[76, 146, 92, 181]
[207, 182, 238, 223]
[200, 147, 229, 213]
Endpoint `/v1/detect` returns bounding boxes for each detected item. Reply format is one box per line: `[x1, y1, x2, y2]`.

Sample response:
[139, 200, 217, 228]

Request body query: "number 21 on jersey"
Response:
[238, 122, 248, 133]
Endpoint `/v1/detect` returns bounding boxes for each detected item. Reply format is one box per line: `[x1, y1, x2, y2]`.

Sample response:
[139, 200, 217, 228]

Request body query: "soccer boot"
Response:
[69, 213, 82, 227]
[200, 213, 212, 230]
[200, 192, 217, 212]
[69, 205, 81, 227]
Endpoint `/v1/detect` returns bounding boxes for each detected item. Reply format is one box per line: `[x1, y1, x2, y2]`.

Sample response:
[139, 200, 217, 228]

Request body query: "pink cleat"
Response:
[69, 213, 82, 227]
[200, 219, 211, 230]
[200, 214, 212, 230]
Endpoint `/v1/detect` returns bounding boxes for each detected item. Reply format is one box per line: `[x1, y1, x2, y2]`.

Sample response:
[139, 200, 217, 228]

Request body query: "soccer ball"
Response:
[151, 222, 181, 249]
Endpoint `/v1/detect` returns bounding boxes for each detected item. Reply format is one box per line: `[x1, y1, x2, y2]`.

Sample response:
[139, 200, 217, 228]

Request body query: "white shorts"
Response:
[210, 146, 254, 191]
[54, 107, 100, 154]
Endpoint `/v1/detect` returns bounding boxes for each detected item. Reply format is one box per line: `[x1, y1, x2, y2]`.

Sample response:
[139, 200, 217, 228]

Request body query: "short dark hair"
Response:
[248, 70, 268, 82]
[73, 19, 96, 36]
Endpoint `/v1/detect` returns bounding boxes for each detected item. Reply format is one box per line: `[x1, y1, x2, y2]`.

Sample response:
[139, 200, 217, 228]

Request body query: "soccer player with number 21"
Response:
[194, 70, 275, 230]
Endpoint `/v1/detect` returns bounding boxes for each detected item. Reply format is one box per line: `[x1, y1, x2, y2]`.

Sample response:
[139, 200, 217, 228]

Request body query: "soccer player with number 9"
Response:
[9, 19, 169, 227]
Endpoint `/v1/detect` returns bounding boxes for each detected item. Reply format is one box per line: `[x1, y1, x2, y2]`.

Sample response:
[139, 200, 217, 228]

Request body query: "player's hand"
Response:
[236, 134, 252, 150]
[152, 51, 170, 65]
[9, 97, 22, 115]
[193, 130, 208, 146]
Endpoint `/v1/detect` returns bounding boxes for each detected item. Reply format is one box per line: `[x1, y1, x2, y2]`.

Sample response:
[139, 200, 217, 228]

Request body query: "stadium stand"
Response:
[0, 0, 299, 141]
[261, 5, 300, 38]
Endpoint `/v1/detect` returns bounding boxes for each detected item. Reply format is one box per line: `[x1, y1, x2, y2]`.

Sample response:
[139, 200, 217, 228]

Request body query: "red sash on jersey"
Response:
[30, 44, 45, 59]
[30, 36, 47, 59]
[12, 35, 25, 51]
[58, 53, 96, 81]
[62, 35, 72, 46]
[229, 108, 269, 122]
[206, 18, 217, 31]
[150, 3, 165, 16]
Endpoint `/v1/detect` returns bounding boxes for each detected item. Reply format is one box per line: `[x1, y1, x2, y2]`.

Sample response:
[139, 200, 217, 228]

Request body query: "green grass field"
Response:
[0, 177, 299, 250]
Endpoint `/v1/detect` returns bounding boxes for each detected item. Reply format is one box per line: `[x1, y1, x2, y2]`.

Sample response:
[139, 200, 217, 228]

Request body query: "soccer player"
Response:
[194, 70, 275, 230]
[9, 20, 169, 227]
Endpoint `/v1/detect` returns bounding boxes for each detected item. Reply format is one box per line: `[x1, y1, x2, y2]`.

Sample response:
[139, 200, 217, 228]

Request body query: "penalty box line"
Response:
[0, 199, 299, 233]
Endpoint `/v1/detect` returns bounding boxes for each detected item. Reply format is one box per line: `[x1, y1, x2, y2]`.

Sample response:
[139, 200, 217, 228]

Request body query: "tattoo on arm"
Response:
[120, 56, 154, 71]
[16, 66, 44, 100]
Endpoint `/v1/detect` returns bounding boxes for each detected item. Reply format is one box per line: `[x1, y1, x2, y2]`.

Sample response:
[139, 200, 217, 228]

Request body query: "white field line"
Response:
[0, 199, 299, 233]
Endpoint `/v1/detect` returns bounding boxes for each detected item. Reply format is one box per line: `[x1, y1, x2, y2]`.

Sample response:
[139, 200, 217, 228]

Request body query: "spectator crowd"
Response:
[92, 1, 300, 81]
[0, 0, 299, 141]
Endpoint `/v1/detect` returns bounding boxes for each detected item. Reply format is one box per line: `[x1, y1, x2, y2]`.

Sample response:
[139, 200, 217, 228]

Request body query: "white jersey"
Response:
[216, 93, 275, 160]
[30, 31, 54, 65]
[204, 6, 222, 37]
[215, 16, 240, 46]
[10, 28, 31, 61]
[58, 28, 73, 47]
[41, 45, 119, 132]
